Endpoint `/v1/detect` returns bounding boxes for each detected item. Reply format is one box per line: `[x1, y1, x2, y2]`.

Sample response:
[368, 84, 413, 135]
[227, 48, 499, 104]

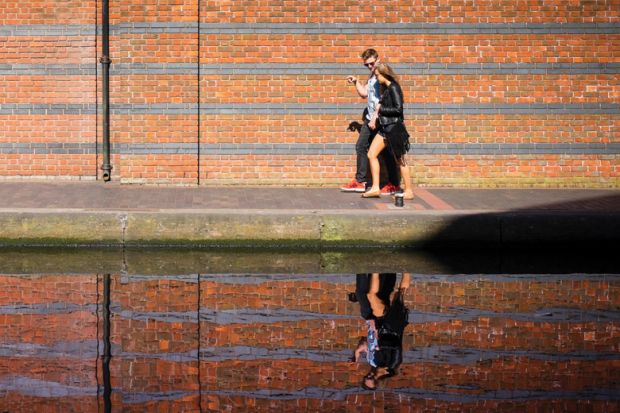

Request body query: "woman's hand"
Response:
[368, 118, 377, 130]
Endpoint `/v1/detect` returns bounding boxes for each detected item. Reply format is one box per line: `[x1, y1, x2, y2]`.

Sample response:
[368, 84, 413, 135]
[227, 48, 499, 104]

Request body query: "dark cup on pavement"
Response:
[394, 193, 404, 207]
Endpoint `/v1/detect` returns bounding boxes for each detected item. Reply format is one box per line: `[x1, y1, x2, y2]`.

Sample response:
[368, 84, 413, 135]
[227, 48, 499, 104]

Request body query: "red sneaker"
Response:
[380, 183, 402, 196]
[340, 180, 367, 193]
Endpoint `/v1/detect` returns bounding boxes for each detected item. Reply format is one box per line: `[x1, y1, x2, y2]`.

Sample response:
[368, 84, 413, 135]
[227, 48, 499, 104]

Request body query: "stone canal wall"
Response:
[0, 1, 618, 186]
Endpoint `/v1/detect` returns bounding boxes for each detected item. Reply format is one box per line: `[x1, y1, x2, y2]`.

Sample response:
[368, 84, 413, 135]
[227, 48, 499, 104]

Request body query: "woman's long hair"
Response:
[374, 63, 398, 83]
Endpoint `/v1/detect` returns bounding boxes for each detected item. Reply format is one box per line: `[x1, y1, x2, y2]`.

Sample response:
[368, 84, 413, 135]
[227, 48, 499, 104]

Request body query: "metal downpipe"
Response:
[100, 0, 112, 181]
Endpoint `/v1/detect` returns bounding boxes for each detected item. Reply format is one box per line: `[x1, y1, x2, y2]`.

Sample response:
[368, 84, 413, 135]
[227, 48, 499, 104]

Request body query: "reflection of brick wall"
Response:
[1, 273, 619, 411]
[1, 1, 618, 186]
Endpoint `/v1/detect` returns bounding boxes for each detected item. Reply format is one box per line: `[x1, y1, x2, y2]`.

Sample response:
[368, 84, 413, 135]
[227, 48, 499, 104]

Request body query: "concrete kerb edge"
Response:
[0, 210, 617, 247]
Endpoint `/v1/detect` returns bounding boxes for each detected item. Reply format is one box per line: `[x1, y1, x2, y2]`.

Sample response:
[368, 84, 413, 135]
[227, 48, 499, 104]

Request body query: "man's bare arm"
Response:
[346, 75, 369, 98]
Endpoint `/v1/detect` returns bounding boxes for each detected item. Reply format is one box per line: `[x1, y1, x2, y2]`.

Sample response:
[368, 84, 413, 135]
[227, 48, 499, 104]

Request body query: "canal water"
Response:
[0, 248, 618, 412]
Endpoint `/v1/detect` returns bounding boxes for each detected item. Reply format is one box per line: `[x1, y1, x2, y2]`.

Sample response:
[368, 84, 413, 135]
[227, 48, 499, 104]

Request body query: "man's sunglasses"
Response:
[364, 61, 376, 68]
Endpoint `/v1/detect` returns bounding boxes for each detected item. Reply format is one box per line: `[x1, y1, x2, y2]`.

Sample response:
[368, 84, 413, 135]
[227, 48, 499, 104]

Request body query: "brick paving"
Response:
[0, 181, 617, 212]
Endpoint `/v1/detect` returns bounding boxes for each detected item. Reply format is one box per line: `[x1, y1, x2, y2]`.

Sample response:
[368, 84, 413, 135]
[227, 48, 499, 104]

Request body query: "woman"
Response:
[362, 63, 414, 199]
[352, 273, 411, 391]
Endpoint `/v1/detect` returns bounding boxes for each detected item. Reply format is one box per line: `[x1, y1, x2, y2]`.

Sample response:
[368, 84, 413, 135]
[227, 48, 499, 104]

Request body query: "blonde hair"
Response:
[374, 63, 398, 83]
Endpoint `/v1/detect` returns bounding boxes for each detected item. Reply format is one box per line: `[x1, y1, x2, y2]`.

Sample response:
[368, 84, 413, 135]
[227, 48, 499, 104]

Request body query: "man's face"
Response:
[363, 57, 378, 72]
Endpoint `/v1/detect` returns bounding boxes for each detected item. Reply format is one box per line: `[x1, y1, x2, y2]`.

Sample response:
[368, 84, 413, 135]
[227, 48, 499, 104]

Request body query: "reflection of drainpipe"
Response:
[102, 273, 112, 413]
[100, 0, 112, 181]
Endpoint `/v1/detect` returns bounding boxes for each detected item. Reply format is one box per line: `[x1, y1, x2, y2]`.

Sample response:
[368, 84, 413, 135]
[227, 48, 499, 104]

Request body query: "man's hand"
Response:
[346, 75, 357, 84]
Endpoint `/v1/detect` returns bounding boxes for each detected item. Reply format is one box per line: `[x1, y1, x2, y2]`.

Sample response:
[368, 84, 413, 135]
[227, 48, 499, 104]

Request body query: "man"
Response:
[350, 273, 410, 391]
[341, 49, 401, 194]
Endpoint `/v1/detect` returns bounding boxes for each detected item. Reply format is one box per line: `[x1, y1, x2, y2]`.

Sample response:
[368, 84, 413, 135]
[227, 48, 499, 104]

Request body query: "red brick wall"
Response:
[0, 1, 618, 186]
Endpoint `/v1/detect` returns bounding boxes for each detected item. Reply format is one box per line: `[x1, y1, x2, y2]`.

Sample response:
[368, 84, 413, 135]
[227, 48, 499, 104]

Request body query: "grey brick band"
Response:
[2, 23, 618, 36]
[0, 25, 94, 36]
[198, 63, 620, 76]
[196, 103, 620, 115]
[0, 104, 97, 115]
[0, 142, 618, 156]
[1, 103, 618, 116]
[4, 63, 619, 76]
[196, 22, 620, 35]
[0, 64, 97, 76]
[107, 103, 620, 115]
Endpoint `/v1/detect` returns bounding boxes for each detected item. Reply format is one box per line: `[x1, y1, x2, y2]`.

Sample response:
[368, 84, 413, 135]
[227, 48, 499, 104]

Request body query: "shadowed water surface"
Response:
[0, 248, 618, 412]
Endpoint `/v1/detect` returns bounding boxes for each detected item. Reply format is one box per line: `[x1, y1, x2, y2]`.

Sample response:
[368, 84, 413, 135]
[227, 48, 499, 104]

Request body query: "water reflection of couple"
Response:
[350, 273, 410, 390]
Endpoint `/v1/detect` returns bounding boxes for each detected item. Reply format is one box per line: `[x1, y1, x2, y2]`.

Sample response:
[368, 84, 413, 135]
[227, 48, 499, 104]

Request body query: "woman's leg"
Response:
[363, 136, 385, 197]
[399, 157, 414, 199]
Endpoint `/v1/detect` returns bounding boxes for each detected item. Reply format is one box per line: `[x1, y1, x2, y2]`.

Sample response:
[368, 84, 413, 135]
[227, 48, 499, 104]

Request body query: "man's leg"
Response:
[355, 122, 373, 184]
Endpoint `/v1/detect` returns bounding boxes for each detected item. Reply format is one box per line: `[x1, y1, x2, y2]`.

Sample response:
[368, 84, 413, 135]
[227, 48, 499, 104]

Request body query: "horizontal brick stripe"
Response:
[0, 142, 618, 156]
[0, 104, 97, 114]
[6, 63, 619, 76]
[3, 315, 615, 354]
[109, 114, 616, 146]
[0, 64, 97, 75]
[106, 74, 618, 105]
[0, 0, 96, 25]
[120, 273, 620, 284]
[7, 359, 611, 399]
[5, 23, 617, 36]
[0, 376, 95, 397]
[5, 23, 616, 36]
[0, 25, 94, 36]
[1, 377, 616, 404]
[197, 155, 619, 186]
[197, 23, 620, 35]
[1, 394, 614, 413]
[200, 74, 620, 105]
[0, 115, 96, 143]
[3, 303, 616, 324]
[113, 34, 618, 64]
[114, 274, 620, 316]
[0, 77, 95, 104]
[3, 342, 618, 364]
[190, 0, 620, 24]
[3, 74, 618, 105]
[0, 39, 94, 65]
[0, 155, 96, 177]
[114, 306, 620, 324]
[43, 103, 615, 115]
[123, 388, 620, 404]
[197, 63, 620, 76]
[4, 357, 618, 396]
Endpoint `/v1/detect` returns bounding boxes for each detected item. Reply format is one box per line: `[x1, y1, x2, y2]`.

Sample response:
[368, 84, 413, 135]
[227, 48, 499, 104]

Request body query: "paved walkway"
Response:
[0, 181, 617, 247]
[0, 181, 618, 212]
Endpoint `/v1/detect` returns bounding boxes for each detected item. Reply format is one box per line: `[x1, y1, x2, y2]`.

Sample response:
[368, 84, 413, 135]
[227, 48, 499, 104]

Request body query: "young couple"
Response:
[341, 49, 414, 200]
[350, 273, 410, 390]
